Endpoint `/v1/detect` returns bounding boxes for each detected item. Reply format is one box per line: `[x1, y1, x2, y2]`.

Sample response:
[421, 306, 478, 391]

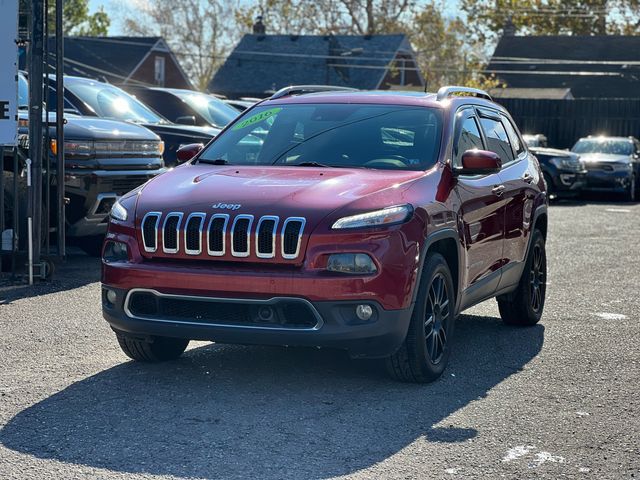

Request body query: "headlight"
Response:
[64, 140, 94, 158]
[332, 205, 413, 230]
[110, 199, 128, 222]
[327, 253, 377, 274]
[550, 157, 581, 171]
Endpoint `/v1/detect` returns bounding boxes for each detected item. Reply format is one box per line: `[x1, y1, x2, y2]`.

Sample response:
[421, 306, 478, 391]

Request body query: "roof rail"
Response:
[436, 86, 492, 102]
[270, 85, 358, 100]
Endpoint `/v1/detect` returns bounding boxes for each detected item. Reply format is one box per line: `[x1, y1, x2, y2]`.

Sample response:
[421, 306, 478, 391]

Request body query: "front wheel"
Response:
[114, 330, 189, 362]
[386, 252, 456, 383]
[497, 229, 546, 326]
[624, 174, 636, 202]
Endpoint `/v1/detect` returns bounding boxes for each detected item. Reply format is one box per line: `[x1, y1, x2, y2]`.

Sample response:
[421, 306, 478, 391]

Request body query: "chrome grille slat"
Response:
[141, 212, 161, 253]
[162, 212, 183, 254]
[256, 216, 279, 258]
[184, 213, 205, 255]
[207, 214, 229, 256]
[281, 217, 306, 259]
[231, 215, 254, 257]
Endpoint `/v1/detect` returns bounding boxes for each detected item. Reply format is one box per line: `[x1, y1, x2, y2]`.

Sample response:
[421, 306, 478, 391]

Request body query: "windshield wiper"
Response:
[199, 158, 231, 165]
[292, 161, 330, 168]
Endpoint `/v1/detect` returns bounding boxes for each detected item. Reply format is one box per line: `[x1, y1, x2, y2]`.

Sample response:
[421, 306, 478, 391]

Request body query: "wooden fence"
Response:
[496, 98, 640, 149]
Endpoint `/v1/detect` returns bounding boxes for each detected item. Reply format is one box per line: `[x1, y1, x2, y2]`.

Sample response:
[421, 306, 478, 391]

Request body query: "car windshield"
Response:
[172, 91, 239, 127]
[18, 74, 29, 108]
[198, 104, 443, 171]
[572, 138, 634, 156]
[65, 80, 167, 124]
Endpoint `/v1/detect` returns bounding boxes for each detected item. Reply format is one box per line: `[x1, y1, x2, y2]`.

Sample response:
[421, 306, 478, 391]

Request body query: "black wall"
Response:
[497, 98, 640, 149]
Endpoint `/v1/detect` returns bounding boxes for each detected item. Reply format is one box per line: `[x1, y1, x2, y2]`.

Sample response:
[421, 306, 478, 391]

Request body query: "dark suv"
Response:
[101, 86, 548, 383]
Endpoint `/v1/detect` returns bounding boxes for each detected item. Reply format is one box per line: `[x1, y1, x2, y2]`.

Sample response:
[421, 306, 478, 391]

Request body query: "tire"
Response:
[386, 252, 456, 383]
[543, 172, 555, 200]
[77, 235, 105, 257]
[115, 330, 189, 362]
[624, 174, 636, 202]
[497, 229, 546, 326]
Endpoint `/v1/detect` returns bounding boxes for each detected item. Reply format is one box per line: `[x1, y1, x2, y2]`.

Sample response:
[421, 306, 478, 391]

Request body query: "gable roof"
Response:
[487, 35, 640, 98]
[209, 34, 419, 98]
[50, 36, 191, 87]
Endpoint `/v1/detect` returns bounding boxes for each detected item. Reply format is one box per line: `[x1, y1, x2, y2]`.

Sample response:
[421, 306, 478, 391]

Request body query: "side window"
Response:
[479, 116, 515, 164]
[501, 116, 525, 157]
[454, 116, 484, 167]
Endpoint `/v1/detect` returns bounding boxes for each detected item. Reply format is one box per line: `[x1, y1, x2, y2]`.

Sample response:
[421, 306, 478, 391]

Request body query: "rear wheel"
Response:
[386, 252, 456, 383]
[497, 229, 546, 326]
[114, 330, 189, 362]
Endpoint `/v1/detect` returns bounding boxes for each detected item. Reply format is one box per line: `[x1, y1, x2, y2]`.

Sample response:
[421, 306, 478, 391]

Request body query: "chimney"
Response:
[252, 15, 266, 35]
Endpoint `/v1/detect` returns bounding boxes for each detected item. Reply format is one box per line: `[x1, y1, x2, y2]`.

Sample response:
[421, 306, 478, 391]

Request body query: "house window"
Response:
[154, 56, 165, 86]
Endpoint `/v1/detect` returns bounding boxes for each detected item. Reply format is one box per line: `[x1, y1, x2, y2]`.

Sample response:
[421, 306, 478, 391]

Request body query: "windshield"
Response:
[198, 104, 443, 171]
[18, 74, 28, 108]
[172, 91, 239, 127]
[65, 80, 167, 124]
[572, 138, 634, 156]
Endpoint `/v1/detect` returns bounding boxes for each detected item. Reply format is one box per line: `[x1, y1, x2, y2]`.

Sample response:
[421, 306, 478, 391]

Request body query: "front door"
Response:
[453, 109, 506, 305]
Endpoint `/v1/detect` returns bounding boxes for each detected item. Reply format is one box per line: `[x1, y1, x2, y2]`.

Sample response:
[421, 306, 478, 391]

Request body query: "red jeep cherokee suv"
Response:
[102, 86, 548, 383]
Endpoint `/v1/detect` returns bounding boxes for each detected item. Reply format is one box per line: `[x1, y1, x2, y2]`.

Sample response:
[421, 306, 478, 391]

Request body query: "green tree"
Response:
[47, 0, 110, 36]
[461, 0, 640, 52]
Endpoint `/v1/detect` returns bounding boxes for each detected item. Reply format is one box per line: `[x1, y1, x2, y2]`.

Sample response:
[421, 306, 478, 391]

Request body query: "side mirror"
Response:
[176, 143, 204, 163]
[455, 149, 501, 175]
[175, 115, 196, 125]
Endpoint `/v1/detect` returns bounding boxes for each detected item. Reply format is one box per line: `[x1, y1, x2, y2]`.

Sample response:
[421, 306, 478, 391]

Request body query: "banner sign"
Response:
[0, 0, 18, 146]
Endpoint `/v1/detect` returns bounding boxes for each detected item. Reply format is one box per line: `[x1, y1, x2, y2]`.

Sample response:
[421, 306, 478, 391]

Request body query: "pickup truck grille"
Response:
[140, 212, 306, 260]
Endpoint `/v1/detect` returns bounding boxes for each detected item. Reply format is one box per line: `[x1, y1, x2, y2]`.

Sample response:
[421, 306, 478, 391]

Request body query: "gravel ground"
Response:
[0, 200, 638, 479]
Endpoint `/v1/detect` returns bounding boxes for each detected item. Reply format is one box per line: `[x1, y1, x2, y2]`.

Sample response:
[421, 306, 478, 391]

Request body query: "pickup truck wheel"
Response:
[386, 252, 456, 383]
[114, 331, 189, 362]
[497, 229, 546, 326]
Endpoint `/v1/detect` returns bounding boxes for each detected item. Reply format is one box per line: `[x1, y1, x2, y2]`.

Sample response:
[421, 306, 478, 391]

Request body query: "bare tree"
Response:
[123, 0, 239, 90]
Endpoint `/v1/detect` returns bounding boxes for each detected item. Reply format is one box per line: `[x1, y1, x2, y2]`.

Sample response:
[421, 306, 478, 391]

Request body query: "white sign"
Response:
[0, 0, 18, 146]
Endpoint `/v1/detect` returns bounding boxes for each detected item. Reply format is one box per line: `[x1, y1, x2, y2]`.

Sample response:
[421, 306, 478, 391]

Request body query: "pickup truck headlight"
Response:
[332, 205, 413, 230]
[110, 199, 128, 222]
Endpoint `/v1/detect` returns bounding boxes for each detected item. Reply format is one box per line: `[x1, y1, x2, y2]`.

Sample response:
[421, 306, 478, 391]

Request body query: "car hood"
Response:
[142, 123, 220, 141]
[136, 164, 424, 227]
[575, 153, 631, 163]
[18, 111, 160, 140]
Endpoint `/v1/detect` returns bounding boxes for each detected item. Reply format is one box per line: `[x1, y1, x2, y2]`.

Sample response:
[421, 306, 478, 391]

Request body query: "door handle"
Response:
[492, 185, 505, 196]
[522, 173, 534, 184]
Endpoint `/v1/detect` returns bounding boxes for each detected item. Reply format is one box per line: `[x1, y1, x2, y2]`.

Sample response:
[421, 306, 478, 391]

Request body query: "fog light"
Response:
[356, 304, 373, 321]
[327, 253, 377, 274]
[106, 289, 117, 305]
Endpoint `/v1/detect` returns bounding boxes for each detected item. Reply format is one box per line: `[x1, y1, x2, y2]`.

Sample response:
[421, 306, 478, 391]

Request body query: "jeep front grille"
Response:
[140, 212, 306, 260]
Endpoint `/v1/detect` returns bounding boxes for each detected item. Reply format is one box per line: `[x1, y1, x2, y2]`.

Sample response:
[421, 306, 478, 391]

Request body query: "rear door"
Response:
[453, 108, 506, 304]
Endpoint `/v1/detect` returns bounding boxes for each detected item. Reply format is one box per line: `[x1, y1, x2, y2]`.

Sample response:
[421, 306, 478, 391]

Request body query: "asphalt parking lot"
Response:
[0, 200, 639, 479]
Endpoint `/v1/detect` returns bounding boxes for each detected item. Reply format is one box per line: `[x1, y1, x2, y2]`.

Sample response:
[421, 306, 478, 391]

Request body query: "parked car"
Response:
[101, 86, 548, 383]
[571, 136, 640, 201]
[2, 73, 166, 256]
[223, 99, 257, 112]
[123, 86, 240, 129]
[523, 134, 586, 198]
[46, 76, 219, 166]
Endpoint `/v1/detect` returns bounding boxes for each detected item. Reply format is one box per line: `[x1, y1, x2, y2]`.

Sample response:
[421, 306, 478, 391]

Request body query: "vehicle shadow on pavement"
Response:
[0, 314, 544, 479]
[0, 252, 100, 305]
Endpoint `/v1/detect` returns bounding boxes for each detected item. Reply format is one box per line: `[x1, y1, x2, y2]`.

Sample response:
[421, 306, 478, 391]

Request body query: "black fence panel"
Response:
[496, 98, 640, 149]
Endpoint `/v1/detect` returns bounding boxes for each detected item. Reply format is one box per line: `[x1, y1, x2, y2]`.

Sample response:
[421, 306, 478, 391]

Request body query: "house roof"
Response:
[487, 35, 640, 98]
[489, 87, 574, 100]
[49, 36, 190, 87]
[209, 34, 418, 98]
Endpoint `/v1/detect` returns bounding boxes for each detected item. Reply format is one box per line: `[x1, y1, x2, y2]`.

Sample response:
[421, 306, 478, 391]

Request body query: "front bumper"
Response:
[550, 170, 587, 196]
[102, 286, 413, 358]
[66, 168, 166, 237]
[583, 169, 632, 193]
